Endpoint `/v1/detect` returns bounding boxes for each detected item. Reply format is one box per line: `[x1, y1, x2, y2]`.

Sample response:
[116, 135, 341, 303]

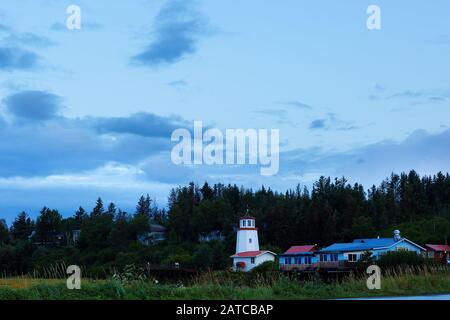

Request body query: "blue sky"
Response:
[0, 0, 449, 222]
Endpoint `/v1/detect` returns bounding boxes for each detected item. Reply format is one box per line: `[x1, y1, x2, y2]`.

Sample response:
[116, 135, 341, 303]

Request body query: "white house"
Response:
[230, 216, 276, 272]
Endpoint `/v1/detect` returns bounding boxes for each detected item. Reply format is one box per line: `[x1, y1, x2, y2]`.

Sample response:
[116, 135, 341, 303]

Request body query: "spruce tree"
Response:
[10, 211, 33, 241]
[91, 198, 104, 216]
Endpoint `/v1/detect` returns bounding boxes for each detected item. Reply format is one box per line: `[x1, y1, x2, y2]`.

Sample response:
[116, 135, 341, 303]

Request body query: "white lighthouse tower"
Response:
[231, 214, 276, 272]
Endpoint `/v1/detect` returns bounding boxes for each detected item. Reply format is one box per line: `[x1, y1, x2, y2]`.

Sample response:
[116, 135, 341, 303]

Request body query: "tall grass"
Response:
[0, 265, 448, 300]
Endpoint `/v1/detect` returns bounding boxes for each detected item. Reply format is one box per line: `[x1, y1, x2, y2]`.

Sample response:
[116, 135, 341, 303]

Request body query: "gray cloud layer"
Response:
[0, 90, 188, 177]
[0, 25, 53, 71]
[132, 0, 211, 66]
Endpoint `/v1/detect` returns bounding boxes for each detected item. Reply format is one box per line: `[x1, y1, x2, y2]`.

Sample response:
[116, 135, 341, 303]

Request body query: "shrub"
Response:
[251, 261, 278, 274]
[377, 251, 430, 269]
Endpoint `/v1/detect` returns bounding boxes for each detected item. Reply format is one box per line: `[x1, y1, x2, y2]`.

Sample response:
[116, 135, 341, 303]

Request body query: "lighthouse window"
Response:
[242, 220, 246, 227]
[249, 238, 252, 244]
[251, 257, 255, 264]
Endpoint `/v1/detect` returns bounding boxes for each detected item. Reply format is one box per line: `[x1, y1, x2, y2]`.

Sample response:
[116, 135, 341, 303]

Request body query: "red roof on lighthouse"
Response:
[230, 250, 276, 258]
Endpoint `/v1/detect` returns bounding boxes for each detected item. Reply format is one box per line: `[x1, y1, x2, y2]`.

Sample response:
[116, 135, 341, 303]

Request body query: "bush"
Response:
[377, 251, 430, 269]
[251, 261, 279, 274]
[192, 244, 213, 269]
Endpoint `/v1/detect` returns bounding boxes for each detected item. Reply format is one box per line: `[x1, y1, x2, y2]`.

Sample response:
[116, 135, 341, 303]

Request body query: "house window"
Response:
[251, 257, 255, 264]
[249, 238, 252, 244]
[330, 254, 338, 262]
[305, 257, 312, 264]
[320, 254, 328, 262]
[348, 254, 357, 262]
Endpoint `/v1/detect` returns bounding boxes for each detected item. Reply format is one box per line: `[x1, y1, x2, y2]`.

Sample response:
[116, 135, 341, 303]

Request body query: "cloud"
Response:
[279, 128, 450, 188]
[309, 119, 326, 129]
[278, 100, 313, 110]
[0, 47, 39, 71]
[0, 90, 193, 178]
[254, 109, 288, 120]
[3, 91, 63, 121]
[368, 86, 450, 105]
[4, 32, 55, 48]
[374, 84, 387, 92]
[0, 24, 11, 33]
[0, 163, 174, 223]
[0, 24, 53, 71]
[132, 0, 211, 67]
[84, 112, 189, 138]
[167, 80, 187, 87]
[50, 22, 103, 32]
[309, 114, 359, 131]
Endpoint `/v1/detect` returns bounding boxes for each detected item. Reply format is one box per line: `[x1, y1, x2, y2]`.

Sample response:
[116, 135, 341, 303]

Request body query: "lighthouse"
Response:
[231, 215, 276, 272]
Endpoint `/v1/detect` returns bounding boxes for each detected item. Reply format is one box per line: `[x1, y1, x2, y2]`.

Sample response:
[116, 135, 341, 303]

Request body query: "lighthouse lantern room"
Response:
[231, 215, 276, 272]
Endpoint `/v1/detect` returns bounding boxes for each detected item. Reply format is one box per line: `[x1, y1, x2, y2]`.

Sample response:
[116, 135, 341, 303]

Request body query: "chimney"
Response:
[393, 230, 401, 241]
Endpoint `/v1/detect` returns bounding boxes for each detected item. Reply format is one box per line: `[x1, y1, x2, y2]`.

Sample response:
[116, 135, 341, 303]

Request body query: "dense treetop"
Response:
[1, 170, 449, 276]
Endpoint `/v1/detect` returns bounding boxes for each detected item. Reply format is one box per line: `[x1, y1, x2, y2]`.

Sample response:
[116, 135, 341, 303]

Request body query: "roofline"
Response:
[424, 244, 450, 251]
[280, 252, 315, 256]
[230, 250, 277, 258]
[375, 238, 426, 251]
[320, 237, 427, 253]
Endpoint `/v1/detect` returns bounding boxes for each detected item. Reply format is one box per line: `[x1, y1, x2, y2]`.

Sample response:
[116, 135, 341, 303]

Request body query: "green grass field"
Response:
[1, 269, 449, 300]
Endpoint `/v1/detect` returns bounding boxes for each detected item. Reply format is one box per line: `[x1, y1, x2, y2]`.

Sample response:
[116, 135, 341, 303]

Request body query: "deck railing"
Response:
[280, 261, 358, 271]
[279, 264, 316, 271]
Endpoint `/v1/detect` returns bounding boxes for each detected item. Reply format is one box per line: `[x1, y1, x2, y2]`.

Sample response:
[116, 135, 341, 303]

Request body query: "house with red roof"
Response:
[231, 215, 276, 272]
[279, 245, 319, 271]
[424, 244, 450, 264]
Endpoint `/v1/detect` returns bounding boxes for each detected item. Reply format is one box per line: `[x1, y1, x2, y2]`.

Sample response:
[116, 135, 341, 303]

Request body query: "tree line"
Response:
[1, 170, 450, 276]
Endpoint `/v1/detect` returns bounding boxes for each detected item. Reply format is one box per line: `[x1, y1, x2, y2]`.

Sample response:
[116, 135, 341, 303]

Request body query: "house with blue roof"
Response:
[317, 230, 426, 269]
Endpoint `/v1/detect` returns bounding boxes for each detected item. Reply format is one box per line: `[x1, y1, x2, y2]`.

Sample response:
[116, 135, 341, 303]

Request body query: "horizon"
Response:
[1, 168, 448, 225]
